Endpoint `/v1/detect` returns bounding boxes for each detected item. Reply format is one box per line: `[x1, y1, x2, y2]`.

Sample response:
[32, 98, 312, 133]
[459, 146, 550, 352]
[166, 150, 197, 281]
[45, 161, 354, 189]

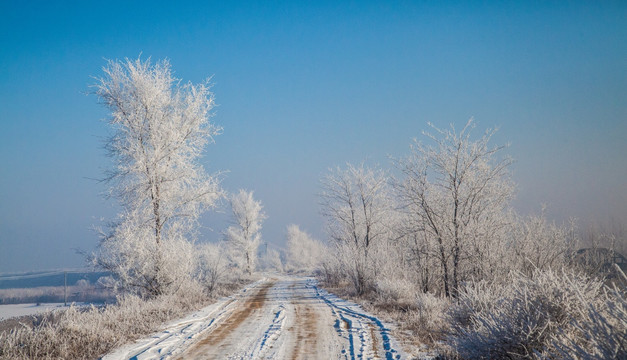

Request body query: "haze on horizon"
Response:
[1, 1, 625, 273]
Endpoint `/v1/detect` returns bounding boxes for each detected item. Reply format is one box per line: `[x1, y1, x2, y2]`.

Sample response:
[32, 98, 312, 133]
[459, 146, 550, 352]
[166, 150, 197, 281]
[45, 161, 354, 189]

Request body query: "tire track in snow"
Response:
[250, 304, 286, 358]
[308, 279, 403, 360]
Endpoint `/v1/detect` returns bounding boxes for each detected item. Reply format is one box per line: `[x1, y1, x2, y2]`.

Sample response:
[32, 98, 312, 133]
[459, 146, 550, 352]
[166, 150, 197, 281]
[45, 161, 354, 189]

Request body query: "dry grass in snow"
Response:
[0, 280, 249, 360]
[445, 267, 626, 359]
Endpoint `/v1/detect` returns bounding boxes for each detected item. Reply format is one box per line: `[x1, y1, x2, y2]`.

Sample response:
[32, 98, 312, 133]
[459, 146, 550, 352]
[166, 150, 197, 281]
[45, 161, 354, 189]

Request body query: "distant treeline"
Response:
[0, 271, 110, 290]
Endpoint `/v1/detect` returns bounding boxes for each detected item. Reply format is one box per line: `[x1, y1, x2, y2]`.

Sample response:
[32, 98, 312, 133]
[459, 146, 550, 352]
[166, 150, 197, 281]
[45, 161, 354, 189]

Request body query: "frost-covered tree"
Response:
[92, 57, 223, 297]
[225, 190, 267, 275]
[512, 209, 578, 277]
[195, 242, 227, 293]
[320, 163, 391, 295]
[259, 248, 284, 273]
[286, 224, 324, 273]
[394, 119, 514, 297]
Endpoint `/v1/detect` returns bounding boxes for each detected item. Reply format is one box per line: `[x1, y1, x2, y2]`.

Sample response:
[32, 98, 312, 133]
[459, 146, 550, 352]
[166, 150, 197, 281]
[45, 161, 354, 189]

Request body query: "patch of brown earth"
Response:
[369, 323, 381, 359]
[290, 283, 320, 360]
[179, 280, 275, 359]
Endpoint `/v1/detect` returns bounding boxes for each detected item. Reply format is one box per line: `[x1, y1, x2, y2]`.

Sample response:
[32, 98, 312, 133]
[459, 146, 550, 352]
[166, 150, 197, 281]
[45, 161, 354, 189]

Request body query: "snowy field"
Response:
[103, 276, 406, 360]
[0, 303, 67, 320]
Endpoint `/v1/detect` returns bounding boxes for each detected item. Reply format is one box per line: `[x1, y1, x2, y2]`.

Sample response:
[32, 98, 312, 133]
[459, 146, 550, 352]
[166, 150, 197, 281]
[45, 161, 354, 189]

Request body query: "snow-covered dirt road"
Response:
[103, 276, 405, 360]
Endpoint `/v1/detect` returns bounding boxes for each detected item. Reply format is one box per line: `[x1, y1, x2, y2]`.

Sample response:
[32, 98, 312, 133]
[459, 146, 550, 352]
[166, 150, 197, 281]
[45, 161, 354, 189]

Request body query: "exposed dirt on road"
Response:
[369, 323, 381, 359]
[118, 276, 405, 360]
[289, 283, 319, 360]
[179, 280, 275, 359]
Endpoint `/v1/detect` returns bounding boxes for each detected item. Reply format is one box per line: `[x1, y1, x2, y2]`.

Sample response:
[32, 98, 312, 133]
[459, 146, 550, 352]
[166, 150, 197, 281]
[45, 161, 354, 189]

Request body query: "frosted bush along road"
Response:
[104, 276, 404, 360]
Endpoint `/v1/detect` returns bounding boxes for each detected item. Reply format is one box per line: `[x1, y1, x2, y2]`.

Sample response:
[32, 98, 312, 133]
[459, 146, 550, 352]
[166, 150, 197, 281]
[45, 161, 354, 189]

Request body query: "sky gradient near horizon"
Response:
[1, 1, 626, 272]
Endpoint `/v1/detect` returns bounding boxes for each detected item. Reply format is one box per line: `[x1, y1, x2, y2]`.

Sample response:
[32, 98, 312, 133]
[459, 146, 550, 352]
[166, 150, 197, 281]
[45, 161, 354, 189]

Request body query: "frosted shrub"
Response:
[448, 269, 604, 359]
[375, 277, 417, 305]
[511, 211, 577, 277]
[196, 242, 228, 293]
[409, 291, 450, 345]
[319, 249, 343, 287]
[349, 277, 450, 349]
[447, 279, 502, 329]
[0, 288, 209, 359]
[550, 265, 627, 359]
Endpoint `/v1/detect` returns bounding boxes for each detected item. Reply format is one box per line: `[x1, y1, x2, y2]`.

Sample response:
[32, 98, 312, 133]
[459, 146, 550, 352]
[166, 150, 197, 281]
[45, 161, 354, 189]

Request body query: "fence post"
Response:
[64, 271, 67, 306]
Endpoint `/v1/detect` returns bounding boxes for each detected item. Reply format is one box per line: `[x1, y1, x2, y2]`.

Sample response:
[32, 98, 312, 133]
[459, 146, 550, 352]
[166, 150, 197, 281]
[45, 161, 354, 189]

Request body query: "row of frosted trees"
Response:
[314, 120, 576, 297]
[92, 56, 553, 300]
[92, 58, 267, 298]
[308, 121, 625, 358]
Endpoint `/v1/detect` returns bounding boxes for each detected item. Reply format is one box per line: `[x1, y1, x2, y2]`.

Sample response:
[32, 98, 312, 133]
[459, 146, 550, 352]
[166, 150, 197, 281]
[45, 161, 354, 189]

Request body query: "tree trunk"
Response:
[153, 183, 163, 296]
[437, 236, 450, 297]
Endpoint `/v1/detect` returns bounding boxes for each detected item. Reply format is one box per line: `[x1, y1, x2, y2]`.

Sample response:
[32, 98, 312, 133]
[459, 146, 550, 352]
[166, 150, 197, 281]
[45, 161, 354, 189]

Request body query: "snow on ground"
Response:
[0, 303, 68, 320]
[103, 275, 406, 360]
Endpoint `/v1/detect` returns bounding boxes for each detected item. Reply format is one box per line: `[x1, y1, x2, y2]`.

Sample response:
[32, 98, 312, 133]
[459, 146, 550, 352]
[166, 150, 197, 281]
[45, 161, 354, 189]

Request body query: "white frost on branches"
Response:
[320, 163, 392, 294]
[195, 242, 228, 293]
[93, 57, 224, 297]
[393, 119, 514, 297]
[224, 190, 267, 275]
[285, 224, 324, 273]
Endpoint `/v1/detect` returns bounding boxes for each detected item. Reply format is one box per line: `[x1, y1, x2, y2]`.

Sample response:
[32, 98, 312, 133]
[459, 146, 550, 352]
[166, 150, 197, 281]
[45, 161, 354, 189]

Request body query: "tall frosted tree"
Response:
[394, 119, 514, 298]
[320, 163, 391, 295]
[93, 57, 223, 297]
[225, 190, 267, 275]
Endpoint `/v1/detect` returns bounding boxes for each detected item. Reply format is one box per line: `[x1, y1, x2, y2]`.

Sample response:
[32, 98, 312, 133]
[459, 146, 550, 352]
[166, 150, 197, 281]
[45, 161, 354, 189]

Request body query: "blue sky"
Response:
[1, 1, 625, 272]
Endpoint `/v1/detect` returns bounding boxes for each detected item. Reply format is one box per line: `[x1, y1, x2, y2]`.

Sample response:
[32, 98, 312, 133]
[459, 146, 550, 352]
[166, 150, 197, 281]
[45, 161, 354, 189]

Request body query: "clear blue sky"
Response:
[1, 1, 625, 272]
